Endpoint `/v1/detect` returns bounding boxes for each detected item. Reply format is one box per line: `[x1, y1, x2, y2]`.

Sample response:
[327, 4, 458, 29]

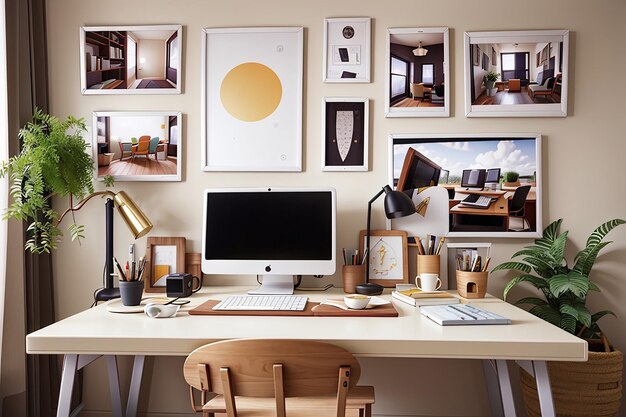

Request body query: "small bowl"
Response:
[344, 294, 371, 310]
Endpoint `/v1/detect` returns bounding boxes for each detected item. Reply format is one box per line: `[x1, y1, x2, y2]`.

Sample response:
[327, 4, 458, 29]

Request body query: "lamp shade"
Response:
[412, 42, 428, 56]
[382, 185, 415, 219]
[113, 191, 153, 239]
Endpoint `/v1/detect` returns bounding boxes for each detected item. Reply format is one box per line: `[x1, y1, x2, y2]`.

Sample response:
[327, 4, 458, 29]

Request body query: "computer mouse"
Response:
[355, 283, 384, 296]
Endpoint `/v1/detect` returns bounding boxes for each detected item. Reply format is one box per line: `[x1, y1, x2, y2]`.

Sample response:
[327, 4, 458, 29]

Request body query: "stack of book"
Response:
[392, 288, 459, 307]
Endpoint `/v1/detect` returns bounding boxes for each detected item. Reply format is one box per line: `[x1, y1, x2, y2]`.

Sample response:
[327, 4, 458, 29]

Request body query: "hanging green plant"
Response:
[0, 109, 95, 253]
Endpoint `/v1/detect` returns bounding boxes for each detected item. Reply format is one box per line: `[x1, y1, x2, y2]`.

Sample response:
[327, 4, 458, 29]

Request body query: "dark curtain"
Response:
[5, 0, 64, 416]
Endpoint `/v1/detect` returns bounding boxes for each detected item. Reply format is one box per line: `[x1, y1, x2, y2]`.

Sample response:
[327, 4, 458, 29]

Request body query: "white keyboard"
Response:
[212, 295, 308, 311]
[459, 194, 493, 208]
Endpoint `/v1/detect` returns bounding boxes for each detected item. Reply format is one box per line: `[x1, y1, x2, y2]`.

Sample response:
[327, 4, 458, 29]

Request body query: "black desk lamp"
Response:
[365, 185, 415, 283]
[58, 191, 153, 301]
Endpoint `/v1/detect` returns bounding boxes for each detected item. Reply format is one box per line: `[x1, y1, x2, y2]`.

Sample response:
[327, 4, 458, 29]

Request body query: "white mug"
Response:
[415, 273, 442, 292]
[144, 303, 180, 318]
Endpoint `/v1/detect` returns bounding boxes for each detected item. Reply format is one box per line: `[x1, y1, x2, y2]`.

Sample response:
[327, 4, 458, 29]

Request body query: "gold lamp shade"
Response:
[113, 191, 153, 239]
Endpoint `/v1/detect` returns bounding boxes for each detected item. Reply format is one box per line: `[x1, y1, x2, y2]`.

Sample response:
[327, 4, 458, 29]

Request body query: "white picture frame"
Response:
[91, 111, 182, 182]
[321, 97, 369, 172]
[464, 29, 569, 117]
[201, 27, 303, 172]
[80, 25, 182, 95]
[323, 18, 371, 83]
[385, 27, 450, 118]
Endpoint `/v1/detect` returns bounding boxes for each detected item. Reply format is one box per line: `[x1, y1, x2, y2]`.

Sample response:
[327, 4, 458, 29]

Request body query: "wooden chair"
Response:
[183, 339, 375, 417]
[131, 135, 151, 159]
[531, 73, 562, 102]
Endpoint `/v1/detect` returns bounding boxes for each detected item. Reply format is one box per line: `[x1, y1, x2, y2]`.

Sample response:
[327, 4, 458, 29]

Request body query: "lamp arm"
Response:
[365, 187, 386, 283]
[56, 190, 115, 226]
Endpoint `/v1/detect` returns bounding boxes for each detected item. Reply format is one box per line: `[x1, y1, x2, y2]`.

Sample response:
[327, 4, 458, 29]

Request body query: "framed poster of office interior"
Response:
[144, 237, 186, 293]
[359, 229, 409, 287]
[80, 25, 182, 95]
[388, 133, 543, 238]
[385, 27, 450, 118]
[323, 18, 371, 83]
[322, 98, 369, 171]
[91, 111, 182, 182]
[201, 27, 303, 171]
[464, 29, 569, 117]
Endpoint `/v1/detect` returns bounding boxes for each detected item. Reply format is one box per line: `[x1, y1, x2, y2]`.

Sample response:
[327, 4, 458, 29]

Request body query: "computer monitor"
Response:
[202, 187, 337, 295]
[396, 148, 442, 191]
[461, 169, 487, 190]
[485, 168, 501, 184]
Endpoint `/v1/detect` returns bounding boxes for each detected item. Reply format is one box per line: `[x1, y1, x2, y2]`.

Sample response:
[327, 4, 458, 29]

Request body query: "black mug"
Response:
[166, 273, 201, 298]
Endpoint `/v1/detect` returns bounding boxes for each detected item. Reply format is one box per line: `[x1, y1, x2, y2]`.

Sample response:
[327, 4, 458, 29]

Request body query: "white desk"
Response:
[27, 287, 587, 417]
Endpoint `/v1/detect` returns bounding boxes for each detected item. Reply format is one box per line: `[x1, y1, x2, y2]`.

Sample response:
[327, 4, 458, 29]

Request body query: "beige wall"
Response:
[137, 39, 165, 79]
[43, 0, 626, 416]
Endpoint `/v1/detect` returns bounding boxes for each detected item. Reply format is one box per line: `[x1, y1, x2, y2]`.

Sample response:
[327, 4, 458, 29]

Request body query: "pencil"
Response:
[435, 236, 445, 255]
[482, 257, 491, 272]
[113, 257, 127, 281]
[416, 237, 425, 255]
[342, 248, 347, 265]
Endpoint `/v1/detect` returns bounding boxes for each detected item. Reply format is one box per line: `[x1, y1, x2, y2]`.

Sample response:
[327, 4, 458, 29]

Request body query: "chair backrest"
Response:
[135, 136, 150, 152]
[508, 185, 531, 213]
[551, 74, 562, 93]
[149, 137, 160, 152]
[410, 83, 424, 97]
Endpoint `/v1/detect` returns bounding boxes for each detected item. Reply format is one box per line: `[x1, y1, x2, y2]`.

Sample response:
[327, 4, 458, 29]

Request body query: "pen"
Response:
[113, 257, 127, 281]
[125, 262, 130, 282]
[137, 257, 146, 281]
[416, 237, 425, 255]
[482, 257, 491, 272]
[435, 236, 445, 256]
[342, 248, 347, 266]
[360, 248, 368, 265]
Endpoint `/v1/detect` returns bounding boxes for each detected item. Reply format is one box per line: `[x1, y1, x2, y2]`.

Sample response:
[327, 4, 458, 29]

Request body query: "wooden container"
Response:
[417, 254, 440, 277]
[342, 265, 366, 294]
[456, 270, 488, 299]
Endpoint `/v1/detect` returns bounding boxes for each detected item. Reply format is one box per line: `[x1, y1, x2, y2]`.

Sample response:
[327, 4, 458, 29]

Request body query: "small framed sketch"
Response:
[359, 229, 409, 287]
[323, 18, 371, 83]
[144, 237, 186, 293]
[80, 25, 182, 95]
[322, 98, 368, 171]
[464, 29, 569, 117]
[92, 111, 182, 182]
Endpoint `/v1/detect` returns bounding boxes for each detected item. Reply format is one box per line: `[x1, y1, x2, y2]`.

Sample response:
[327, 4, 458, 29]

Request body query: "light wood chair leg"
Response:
[220, 367, 238, 417]
[273, 364, 286, 417]
[335, 366, 350, 417]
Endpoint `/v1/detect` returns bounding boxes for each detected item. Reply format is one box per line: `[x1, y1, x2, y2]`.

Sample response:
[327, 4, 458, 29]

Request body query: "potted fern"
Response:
[503, 171, 520, 187]
[484, 71, 500, 96]
[493, 218, 624, 417]
[0, 109, 98, 253]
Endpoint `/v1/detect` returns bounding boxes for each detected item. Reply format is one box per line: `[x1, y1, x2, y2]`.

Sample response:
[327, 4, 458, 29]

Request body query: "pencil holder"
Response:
[342, 265, 366, 294]
[456, 270, 489, 299]
[417, 254, 440, 277]
[119, 280, 144, 306]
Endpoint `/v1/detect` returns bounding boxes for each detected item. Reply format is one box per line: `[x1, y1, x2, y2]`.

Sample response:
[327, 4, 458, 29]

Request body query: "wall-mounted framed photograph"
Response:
[464, 29, 569, 117]
[359, 229, 409, 287]
[323, 17, 371, 83]
[385, 27, 450, 118]
[201, 27, 303, 171]
[388, 133, 543, 238]
[92, 111, 182, 181]
[80, 25, 182, 95]
[144, 237, 186, 293]
[322, 97, 368, 171]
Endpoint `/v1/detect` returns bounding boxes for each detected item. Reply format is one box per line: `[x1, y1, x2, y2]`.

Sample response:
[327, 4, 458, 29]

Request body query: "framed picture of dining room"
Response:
[91, 111, 182, 181]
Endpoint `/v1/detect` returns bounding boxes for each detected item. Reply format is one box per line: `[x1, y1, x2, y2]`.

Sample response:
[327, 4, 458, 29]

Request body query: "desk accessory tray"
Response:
[189, 300, 398, 317]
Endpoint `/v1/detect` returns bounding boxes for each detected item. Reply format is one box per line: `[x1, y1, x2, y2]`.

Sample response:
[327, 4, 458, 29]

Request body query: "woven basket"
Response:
[520, 348, 623, 417]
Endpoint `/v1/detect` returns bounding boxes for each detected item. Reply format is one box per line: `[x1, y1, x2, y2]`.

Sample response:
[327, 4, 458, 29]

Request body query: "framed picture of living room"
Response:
[323, 18, 371, 83]
[201, 27, 303, 171]
[464, 29, 569, 117]
[92, 111, 182, 182]
[385, 27, 450, 118]
[80, 25, 182, 95]
[388, 133, 543, 238]
[322, 97, 369, 171]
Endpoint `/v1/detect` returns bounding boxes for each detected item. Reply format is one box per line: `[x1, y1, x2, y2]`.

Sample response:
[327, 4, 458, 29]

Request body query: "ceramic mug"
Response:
[415, 273, 442, 292]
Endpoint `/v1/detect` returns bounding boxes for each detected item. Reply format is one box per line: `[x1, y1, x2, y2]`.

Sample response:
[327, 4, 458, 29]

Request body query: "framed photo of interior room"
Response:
[91, 111, 182, 181]
[388, 133, 543, 238]
[385, 27, 450, 118]
[201, 27, 303, 171]
[464, 29, 569, 117]
[323, 17, 371, 83]
[322, 97, 369, 171]
[80, 25, 182, 95]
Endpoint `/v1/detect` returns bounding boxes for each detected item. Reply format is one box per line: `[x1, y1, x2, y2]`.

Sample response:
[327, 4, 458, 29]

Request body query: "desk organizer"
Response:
[456, 270, 488, 298]
[417, 254, 440, 277]
[342, 264, 366, 293]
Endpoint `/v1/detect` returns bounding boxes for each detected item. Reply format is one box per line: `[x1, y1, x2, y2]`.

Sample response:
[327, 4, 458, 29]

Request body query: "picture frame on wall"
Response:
[144, 237, 186, 293]
[359, 229, 409, 287]
[322, 98, 369, 171]
[464, 29, 569, 117]
[91, 111, 182, 182]
[80, 25, 182, 95]
[201, 27, 303, 171]
[385, 27, 450, 118]
[323, 17, 371, 83]
[388, 133, 543, 238]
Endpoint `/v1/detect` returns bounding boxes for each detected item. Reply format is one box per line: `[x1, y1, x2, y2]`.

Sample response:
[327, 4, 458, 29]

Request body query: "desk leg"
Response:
[58, 355, 78, 417]
[496, 360, 517, 417]
[533, 361, 555, 417]
[125, 355, 145, 417]
[105, 356, 124, 417]
[482, 360, 504, 417]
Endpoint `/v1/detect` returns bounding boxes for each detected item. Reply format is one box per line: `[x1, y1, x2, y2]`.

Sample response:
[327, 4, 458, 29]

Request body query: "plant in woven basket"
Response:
[493, 218, 625, 347]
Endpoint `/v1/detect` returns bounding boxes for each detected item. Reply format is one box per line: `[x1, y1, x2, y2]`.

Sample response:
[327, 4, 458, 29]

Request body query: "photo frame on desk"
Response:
[359, 229, 408, 287]
[144, 237, 186, 293]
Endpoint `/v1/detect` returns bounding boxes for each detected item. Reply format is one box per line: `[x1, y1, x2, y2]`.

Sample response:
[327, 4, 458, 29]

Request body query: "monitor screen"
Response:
[486, 168, 501, 183]
[461, 169, 487, 188]
[397, 148, 441, 191]
[202, 187, 336, 278]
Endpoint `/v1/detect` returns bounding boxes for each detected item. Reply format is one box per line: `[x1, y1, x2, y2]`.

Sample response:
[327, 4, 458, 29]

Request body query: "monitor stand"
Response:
[465, 187, 484, 191]
[248, 275, 295, 295]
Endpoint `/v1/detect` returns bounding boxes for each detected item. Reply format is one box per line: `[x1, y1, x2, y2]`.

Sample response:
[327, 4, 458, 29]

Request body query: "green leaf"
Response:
[548, 272, 590, 298]
[511, 248, 546, 259]
[515, 297, 548, 306]
[492, 261, 532, 274]
[588, 281, 600, 292]
[535, 219, 563, 248]
[560, 314, 577, 333]
[574, 303, 592, 328]
[503, 274, 547, 300]
[549, 231, 568, 263]
[573, 241, 611, 276]
[585, 219, 626, 249]
[103, 175, 115, 188]
[559, 303, 578, 319]
[591, 310, 616, 323]
[530, 305, 561, 328]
